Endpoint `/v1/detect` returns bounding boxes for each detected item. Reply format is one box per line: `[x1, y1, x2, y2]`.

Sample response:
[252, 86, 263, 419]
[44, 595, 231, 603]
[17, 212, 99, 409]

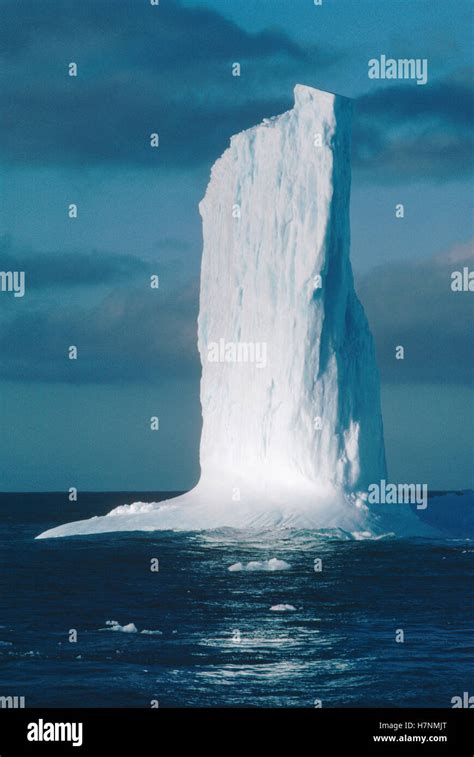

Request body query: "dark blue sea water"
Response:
[0, 492, 473, 708]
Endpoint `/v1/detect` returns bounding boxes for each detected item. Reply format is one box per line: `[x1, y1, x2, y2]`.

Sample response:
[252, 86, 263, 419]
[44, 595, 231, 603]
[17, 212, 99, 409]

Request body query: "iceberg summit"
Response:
[38, 85, 419, 539]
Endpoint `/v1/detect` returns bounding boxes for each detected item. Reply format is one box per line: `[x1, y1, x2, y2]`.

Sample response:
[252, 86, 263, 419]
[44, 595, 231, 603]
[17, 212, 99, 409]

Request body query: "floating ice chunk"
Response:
[100, 620, 138, 633]
[140, 629, 163, 636]
[270, 604, 296, 612]
[99, 620, 163, 635]
[228, 558, 291, 572]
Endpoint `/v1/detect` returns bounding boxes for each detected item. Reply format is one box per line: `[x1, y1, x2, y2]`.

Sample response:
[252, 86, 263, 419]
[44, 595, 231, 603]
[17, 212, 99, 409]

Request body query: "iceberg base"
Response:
[36, 484, 435, 539]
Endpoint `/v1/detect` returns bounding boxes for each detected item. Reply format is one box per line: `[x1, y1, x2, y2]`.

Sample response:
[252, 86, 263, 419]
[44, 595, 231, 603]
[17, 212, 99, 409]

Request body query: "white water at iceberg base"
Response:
[37, 85, 431, 540]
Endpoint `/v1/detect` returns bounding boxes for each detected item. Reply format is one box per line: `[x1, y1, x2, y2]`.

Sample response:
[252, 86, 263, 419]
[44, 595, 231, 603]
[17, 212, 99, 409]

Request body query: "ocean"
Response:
[0, 492, 472, 708]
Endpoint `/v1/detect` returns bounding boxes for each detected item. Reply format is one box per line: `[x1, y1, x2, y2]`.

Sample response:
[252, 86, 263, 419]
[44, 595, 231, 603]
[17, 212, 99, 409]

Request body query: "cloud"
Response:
[0, 237, 152, 289]
[353, 71, 474, 181]
[0, 277, 200, 383]
[1, 1, 471, 183]
[2, 242, 472, 386]
[356, 241, 474, 383]
[0, 0, 338, 169]
[0, 0, 305, 64]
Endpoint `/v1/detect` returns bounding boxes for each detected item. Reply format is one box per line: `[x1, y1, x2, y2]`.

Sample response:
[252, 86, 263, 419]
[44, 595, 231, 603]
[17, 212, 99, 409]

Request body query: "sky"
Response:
[0, 0, 472, 492]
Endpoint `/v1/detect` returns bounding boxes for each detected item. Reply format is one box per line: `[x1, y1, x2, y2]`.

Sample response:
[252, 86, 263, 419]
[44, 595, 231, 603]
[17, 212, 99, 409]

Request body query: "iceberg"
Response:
[270, 605, 297, 612]
[37, 85, 426, 539]
[100, 620, 138, 633]
[228, 559, 292, 572]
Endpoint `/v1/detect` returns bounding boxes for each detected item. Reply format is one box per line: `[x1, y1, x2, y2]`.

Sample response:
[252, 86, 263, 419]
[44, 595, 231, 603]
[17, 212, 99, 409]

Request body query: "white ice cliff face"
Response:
[197, 84, 386, 499]
[38, 85, 424, 539]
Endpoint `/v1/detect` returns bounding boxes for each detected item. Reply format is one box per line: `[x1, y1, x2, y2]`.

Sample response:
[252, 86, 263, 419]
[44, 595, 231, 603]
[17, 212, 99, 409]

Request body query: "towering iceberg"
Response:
[198, 84, 386, 498]
[38, 85, 398, 539]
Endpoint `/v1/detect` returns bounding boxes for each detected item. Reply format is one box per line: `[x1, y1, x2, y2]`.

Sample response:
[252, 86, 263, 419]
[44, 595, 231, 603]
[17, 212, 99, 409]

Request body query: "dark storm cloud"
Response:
[0, 237, 152, 289]
[356, 243, 474, 383]
[2, 243, 472, 386]
[0, 0, 304, 63]
[0, 277, 200, 383]
[3, 1, 468, 180]
[353, 73, 474, 181]
[0, 0, 326, 168]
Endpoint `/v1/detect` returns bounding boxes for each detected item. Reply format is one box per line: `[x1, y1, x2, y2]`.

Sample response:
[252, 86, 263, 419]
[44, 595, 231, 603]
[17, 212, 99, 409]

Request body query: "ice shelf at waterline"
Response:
[38, 85, 422, 539]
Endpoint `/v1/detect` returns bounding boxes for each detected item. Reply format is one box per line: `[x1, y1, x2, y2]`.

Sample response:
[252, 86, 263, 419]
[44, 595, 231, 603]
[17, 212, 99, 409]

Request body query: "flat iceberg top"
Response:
[293, 83, 352, 104]
[228, 83, 351, 145]
[202, 82, 353, 212]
